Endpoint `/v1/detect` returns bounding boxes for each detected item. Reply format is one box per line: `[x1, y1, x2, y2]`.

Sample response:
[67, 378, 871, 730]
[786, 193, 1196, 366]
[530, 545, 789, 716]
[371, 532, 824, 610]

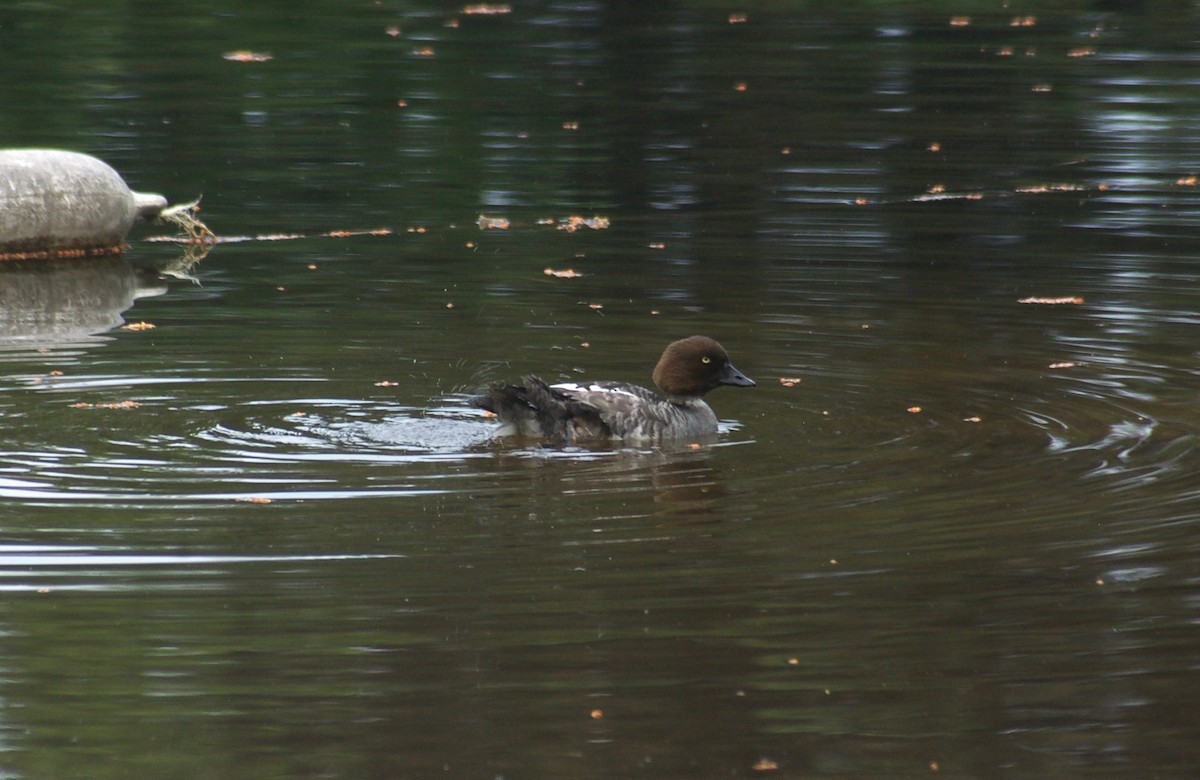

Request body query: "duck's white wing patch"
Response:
[551, 382, 644, 399]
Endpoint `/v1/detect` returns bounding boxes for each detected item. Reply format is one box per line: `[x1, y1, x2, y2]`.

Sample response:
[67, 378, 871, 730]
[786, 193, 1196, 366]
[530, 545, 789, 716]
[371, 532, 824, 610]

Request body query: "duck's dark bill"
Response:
[720, 363, 756, 387]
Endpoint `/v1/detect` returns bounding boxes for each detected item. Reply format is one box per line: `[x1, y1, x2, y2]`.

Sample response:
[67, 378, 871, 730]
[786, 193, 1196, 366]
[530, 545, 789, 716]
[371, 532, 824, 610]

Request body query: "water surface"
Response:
[1, 2, 1199, 777]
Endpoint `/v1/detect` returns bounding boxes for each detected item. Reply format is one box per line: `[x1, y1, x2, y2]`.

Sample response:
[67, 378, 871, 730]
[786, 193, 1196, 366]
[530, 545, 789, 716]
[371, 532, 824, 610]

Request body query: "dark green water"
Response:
[2, 2, 1200, 777]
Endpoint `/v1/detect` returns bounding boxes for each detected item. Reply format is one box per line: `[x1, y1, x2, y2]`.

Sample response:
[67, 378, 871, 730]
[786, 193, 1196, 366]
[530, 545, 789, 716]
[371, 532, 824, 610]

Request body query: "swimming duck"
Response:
[473, 335, 755, 443]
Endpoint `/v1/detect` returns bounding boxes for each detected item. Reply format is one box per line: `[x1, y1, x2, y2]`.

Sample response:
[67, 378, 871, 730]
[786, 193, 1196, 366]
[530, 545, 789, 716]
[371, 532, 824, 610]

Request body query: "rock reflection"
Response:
[0, 256, 167, 346]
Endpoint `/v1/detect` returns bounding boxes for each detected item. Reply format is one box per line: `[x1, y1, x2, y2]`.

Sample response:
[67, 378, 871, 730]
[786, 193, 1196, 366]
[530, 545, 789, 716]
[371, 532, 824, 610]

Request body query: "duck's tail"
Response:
[470, 376, 573, 439]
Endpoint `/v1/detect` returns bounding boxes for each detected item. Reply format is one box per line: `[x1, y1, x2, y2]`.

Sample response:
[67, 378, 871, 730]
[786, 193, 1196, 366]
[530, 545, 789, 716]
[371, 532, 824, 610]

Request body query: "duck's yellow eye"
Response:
[701, 356, 711, 364]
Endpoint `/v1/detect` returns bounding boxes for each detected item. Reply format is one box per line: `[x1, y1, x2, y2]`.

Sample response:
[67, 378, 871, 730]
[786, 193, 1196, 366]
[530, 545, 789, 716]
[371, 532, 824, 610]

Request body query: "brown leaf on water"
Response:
[1048, 361, 1077, 369]
[72, 400, 142, 410]
[462, 3, 511, 14]
[907, 406, 922, 414]
[256, 233, 306, 241]
[544, 268, 584, 278]
[385, 25, 402, 37]
[557, 215, 610, 232]
[122, 321, 155, 331]
[753, 758, 779, 772]
[223, 51, 273, 63]
[949, 16, 970, 27]
[1018, 296, 1084, 305]
[1067, 47, 1095, 58]
[589, 708, 604, 719]
[1175, 175, 1197, 186]
[1010, 15, 1037, 27]
[238, 496, 273, 504]
[779, 377, 802, 388]
[728, 13, 748, 24]
[1016, 184, 1088, 194]
[374, 381, 399, 387]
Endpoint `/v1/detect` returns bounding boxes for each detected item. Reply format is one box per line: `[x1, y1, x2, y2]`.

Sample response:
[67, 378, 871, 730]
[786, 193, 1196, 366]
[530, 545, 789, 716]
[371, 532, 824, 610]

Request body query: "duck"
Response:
[472, 335, 755, 443]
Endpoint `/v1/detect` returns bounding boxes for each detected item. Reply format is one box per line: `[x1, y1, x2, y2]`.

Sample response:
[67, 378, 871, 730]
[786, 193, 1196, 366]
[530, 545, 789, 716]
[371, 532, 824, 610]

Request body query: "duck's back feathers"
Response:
[473, 377, 618, 441]
[472, 377, 717, 443]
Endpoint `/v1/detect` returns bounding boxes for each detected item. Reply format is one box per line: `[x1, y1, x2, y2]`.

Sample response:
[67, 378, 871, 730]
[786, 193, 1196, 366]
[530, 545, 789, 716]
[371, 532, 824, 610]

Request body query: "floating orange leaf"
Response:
[71, 400, 142, 410]
[753, 758, 779, 772]
[1048, 361, 1076, 369]
[1018, 296, 1084, 305]
[949, 16, 970, 27]
[589, 708, 604, 719]
[121, 321, 155, 331]
[1010, 15, 1037, 27]
[558, 215, 609, 232]
[907, 406, 922, 414]
[223, 51, 272, 63]
[562, 121, 580, 131]
[462, 3, 511, 13]
[544, 268, 584, 278]
[779, 377, 802, 388]
[1175, 175, 1197, 186]
[1067, 47, 1095, 58]
[238, 496, 273, 504]
[728, 13, 748, 24]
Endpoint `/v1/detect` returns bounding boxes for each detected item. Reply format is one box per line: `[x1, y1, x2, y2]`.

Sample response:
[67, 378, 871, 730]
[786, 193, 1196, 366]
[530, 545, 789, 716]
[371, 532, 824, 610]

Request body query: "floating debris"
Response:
[462, 3, 511, 14]
[1018, 296, 1084, 305]
[558, 215, 609, 232]
[70, 400, 142, 410]
[476, 215, 510, 230]
[223, 51, 272, 63]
